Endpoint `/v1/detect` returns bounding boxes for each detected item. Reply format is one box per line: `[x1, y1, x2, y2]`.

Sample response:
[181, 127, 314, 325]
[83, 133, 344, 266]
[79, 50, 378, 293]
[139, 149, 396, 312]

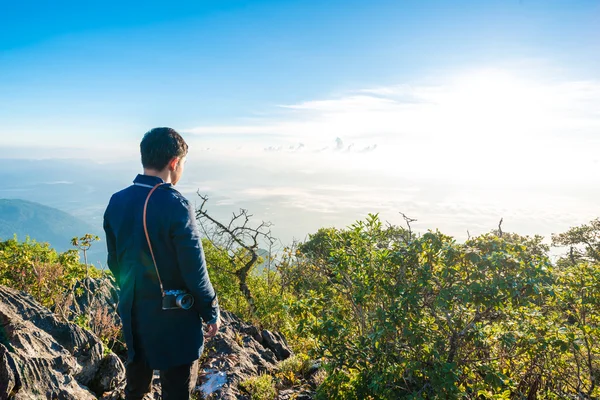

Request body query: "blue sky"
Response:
[2, 0, 598, 145]
[1, 0, 600, 246]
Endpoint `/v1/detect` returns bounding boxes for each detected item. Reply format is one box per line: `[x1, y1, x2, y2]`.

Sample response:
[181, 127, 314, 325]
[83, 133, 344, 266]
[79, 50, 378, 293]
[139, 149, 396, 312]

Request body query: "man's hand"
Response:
[205, 318, 221, 339]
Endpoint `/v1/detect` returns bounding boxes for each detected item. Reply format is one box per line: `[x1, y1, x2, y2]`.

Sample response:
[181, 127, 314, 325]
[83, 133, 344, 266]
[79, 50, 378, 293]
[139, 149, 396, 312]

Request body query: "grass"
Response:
[238, 374, 277, 400]
[277, 354, 311, 377]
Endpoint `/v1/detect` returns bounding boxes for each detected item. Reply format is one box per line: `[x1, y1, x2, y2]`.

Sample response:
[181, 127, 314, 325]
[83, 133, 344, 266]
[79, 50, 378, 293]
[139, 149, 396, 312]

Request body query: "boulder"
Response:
[198, 311, 294, 399]
[89, 353, 126, 395]
[0, 344, 20, 399]
[261, 330, 292, 361]
[0, 280, 313, 400]
[71, 277, 121, 326]
[0, 285, 125, 399]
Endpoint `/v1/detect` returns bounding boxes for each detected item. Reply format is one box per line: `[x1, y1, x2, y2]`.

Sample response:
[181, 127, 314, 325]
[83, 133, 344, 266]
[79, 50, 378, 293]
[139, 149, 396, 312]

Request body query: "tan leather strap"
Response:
[143, 183, 166, 296]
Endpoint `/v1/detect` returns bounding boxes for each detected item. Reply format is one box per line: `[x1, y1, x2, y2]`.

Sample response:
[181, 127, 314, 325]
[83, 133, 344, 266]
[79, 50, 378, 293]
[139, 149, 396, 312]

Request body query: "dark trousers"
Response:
[125, 355, 199, 400]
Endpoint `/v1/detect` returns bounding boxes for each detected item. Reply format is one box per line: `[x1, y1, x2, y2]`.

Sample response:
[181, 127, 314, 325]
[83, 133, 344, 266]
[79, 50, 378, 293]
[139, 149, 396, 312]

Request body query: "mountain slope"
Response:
[0, 198, 103, 257]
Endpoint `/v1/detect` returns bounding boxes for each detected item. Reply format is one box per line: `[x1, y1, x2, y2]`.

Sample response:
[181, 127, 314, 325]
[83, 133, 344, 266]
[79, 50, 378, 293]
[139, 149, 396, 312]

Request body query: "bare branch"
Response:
[195, 193, 276, 318]
[399, 212, 417, 240]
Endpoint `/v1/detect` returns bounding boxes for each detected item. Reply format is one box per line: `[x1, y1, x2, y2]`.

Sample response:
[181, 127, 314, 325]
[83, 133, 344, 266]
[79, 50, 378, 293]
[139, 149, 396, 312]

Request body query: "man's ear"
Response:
[168, 157, 180, 171]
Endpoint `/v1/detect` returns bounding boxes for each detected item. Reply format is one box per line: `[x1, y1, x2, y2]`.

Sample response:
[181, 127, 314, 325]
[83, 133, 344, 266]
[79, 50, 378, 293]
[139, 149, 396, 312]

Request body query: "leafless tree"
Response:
[195, 192, 275, 316]
[399, 212, 417, 240]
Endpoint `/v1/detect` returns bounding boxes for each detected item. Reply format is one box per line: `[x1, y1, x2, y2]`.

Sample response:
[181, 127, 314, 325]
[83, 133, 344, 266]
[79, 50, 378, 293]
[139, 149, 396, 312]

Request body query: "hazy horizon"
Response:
[1, 153, 598, 260]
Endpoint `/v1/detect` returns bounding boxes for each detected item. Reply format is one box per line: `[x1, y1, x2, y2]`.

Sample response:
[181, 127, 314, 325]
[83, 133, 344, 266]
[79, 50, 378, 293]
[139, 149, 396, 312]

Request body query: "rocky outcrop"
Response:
[0, 279, 315, 400]
[198, 311, 291, 399]
[89, 353, 126, 395]
[71, 277, 120, 326]
[0, 285, 124, 400]
[198, 311, 320, 400]
[260, 330, 292, 361]
[103, 310, 299, 400]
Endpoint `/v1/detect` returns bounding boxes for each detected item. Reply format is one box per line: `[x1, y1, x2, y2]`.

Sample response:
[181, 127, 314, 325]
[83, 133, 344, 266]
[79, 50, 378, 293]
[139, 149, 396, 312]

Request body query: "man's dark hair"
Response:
[140, 127, 189, 170]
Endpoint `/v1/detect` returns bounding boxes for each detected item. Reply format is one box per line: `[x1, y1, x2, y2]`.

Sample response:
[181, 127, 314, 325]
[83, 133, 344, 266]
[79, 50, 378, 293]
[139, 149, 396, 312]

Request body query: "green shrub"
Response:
[293, 214, 595, 398]
[0, 236, 122, 352]
[238, 374, 277, 400]
[277, 354, 311, 376]
[276, 354, 312, 388]
[7, 214, 600, 399]
[0, 237, 90, 309]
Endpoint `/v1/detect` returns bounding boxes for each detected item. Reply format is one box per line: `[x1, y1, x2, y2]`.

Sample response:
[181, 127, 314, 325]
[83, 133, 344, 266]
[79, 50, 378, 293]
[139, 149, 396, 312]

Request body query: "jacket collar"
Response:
[133, 174, 173, 189]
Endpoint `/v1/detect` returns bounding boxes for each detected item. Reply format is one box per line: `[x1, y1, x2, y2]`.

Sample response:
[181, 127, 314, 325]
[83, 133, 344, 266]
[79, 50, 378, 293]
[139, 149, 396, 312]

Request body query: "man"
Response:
[103, 127, 220, 400]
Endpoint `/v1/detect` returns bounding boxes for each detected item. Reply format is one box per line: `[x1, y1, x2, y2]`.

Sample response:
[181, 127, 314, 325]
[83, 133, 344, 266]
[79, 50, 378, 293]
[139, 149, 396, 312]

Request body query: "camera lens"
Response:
[176, 293, 194, 310]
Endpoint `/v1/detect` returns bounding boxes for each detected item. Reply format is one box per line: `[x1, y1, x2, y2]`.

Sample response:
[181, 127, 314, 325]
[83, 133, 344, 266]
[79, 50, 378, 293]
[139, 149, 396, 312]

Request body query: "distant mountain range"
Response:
[0, 199, 106, 265]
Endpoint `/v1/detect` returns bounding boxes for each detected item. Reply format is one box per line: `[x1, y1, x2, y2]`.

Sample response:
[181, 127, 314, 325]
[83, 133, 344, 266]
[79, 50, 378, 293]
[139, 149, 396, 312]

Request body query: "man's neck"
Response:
[143, 169, 172, 184]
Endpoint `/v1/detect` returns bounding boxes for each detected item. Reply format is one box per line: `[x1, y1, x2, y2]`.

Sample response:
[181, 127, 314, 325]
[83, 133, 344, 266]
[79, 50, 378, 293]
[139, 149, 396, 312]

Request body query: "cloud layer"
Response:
[185, 69, 600, 182]
[178, 69, 600, 245]
[4, 68, 600, 249]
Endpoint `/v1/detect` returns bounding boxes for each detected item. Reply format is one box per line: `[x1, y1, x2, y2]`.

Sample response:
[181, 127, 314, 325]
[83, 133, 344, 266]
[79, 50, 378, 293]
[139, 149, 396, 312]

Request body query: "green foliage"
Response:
[0, 236, 104, 308]
[72, 313, 91, 331]
[275, 354, 312, 388]
[204, 238, 312, 350]
[552, 218, 600, 264]
[71, 233, 100, 267]
[5, 209, 600, 399]
[0, 235, 123, 354]
[277, 354, 311, 377]
[0, 236, 85, 307]
[315, 368, 362, 400]
[203, 239, 248, 315]
[290, 214, 600, 398]
[548, 261, 600, 395]
[249, 271, 298, 338]
[238, 374, 277, 400]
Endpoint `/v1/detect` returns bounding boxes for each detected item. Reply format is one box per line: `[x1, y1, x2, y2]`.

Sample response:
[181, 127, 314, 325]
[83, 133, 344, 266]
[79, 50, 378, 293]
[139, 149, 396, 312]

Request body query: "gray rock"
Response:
[261, 329, 292, 361]
[0, 287, 96, 399]
[200, 311, 280, 399]
[0, 281, 312, 400]
[71, 277, 121, 327]
[0, 285, 125, 399]
[198, 311, 304, 399]
[277, 389, 296, 399]
[90, 353, 126, 394]
[0, 343, 20, 399]
[277, 389, 315, 400]
[0, 283, 104, 386]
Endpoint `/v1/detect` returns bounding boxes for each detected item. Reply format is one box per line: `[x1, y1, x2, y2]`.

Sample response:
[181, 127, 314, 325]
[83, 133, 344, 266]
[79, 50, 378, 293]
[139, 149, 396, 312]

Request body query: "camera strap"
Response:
[143, 183, 166, 297]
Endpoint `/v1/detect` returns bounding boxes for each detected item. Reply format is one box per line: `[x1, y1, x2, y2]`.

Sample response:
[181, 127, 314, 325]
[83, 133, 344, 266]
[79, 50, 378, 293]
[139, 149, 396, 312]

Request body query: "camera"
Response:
[162, 290, 194, 310]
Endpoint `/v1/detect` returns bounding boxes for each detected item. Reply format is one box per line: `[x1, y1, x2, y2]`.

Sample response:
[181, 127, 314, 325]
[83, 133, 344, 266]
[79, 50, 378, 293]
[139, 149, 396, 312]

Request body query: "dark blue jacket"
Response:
[103, 174, 219, 370]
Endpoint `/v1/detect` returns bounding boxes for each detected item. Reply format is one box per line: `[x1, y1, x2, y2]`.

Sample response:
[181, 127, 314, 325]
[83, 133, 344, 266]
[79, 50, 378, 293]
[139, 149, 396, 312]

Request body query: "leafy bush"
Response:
[203, 239, 247, 314]
[276, 354, 312, 388]
[0, 236, 91, 308]
[293, 215, 600, 398]
[6, 214, 600, 399]
[277, 354, 311, 377]
[0, 236, 121, 352]
[204, 237, 314, 353]
[238, 374, 277, 400]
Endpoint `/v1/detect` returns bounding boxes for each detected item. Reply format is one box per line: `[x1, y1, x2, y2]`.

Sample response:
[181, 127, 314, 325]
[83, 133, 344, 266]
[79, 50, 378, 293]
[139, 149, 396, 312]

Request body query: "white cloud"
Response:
[175, 68, 600, 244]
[184, 68, 600, 184]
[7, 67, 600, 248]
[43, 181, 74, 185]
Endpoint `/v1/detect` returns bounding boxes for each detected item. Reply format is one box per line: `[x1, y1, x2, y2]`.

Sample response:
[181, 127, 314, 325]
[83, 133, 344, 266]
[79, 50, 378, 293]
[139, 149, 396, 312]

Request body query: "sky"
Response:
[1, 0, 600, 251]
